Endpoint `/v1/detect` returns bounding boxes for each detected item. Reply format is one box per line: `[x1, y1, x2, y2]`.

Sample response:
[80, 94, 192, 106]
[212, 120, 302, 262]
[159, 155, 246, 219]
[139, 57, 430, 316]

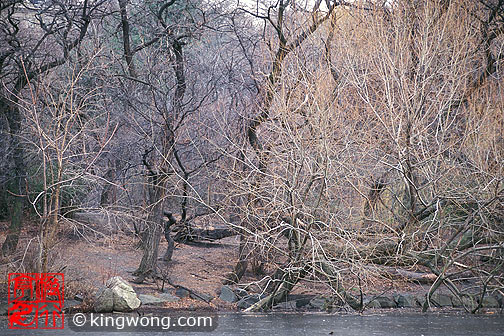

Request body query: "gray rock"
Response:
[394, 294, 419, 308]
[284, 295, 313, 308]
[94, 277, 140, 312]
[274, 300, 297, 310]
[236, 298, 255, 309]
[94, 287, 114, 313]
[237, 295, 262, 310]
[419, 293, 453, 308]
[451, 296, 461, 307]
[365, 299, 382, 309]
[107, 277, 141, 312]
[0, 302, 9, 316]
[293, 297, 312, 308]
[34, 302, 61, 313]
[190, 292, 213, 302]
[309, 297, 327, 310]
[417, 295, 426, 307]
[219, 285, 237, 303]
[235, 288, 248, 299]
[64, 300, 81, 310]
[138, 293, 180, 305]
[175, 288, 190, 298]
[138, 294, 166, 306]
[373, 296, 397, 308]
[452, 295, 477, 309]
[431, 293, 453, 307]
[74, 294, 84, 302]
[159, 293, 180, 302]
[480, 296, 499, 308]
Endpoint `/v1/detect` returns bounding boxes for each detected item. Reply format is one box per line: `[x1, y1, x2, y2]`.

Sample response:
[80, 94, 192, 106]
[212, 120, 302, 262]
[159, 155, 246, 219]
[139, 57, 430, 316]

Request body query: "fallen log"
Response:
[173, 226, 236, 243]
[378, 266, 437, 284]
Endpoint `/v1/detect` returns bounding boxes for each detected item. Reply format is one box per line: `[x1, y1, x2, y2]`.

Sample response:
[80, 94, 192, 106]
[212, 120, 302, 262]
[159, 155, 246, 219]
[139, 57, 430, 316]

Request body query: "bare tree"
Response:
[223, 0, 340, 287]
[0, 0, 106, 255]
[109, 0, 226, 279]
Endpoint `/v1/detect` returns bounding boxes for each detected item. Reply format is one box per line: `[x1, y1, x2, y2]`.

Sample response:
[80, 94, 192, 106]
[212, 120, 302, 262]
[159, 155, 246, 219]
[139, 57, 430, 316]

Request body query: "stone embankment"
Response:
[218, 285, 503, 312]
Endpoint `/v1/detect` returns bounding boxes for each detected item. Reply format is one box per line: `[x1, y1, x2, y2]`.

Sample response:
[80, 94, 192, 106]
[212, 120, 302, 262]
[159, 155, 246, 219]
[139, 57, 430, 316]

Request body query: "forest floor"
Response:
[0, 218, 436, 313]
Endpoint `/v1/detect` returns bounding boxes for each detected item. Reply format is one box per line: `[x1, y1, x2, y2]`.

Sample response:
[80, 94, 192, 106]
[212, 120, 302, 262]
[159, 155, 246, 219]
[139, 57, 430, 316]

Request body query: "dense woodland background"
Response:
[0, 0, 503, 312]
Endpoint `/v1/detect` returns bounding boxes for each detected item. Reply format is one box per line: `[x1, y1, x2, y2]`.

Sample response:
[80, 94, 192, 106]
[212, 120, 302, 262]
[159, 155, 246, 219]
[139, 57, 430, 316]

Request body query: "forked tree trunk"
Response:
[162, 212, 176, 261]
[230, 2, 337, 284]
[135, 182, 164, 276]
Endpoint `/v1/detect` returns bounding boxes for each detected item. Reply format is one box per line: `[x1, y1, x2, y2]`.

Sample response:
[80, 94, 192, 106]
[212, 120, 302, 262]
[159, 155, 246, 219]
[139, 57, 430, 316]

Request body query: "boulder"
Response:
[373, 296, 397, 308]
[365, 299, 382, 309]
[0, 302, 9, 316]
[452, 295, 477, 310]
[237, 294, 263, 310]
[431, 293, 453, 307]
[175, 288, 190, 298]
[219, 285, 237, 303]
[138, 294, 165, 306]
[419, 293, 453, 308]
[159, 293, 180, 302]
[480, 296, 499, 308]
[190, 292, 214, 302]
[94, 287, 114, 313]
[235, 288, 248, 299]
[393, 294, 419, 308]
[138, 293, 180, 306]
[64, 300, 81, 310]
[94, 277, 140, 312]
[274, 300, 297, 310]
[108, 277, 141, 312]
[287, 295, 313, 308]
[309, 297, 327, 310]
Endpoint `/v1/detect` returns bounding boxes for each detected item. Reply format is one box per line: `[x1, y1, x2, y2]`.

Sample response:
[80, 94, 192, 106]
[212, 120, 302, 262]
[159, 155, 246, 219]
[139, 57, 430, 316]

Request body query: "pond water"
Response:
[2, 312, 503, 335]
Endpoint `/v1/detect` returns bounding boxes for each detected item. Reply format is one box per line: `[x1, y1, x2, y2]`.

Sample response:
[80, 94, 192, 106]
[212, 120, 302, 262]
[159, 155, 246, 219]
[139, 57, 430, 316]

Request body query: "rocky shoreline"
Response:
[217, 285, 503, 313]
[1, 277, 502, 317]
[90, 278, 503, 314]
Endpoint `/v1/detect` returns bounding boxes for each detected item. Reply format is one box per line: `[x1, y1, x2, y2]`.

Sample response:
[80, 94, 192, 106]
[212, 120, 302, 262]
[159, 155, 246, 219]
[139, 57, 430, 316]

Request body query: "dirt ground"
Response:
[0, 218, 426, 312]
[0, 218, 242, 311]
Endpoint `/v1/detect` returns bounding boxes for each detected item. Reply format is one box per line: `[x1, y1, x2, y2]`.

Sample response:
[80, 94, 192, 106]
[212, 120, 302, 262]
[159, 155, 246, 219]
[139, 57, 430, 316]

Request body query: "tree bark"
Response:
[162, 212, 176, 261]
[1, 97, 26, 256]
[135, 33, 186, 276]
[135, 182, 164, 276]
[0, 0, 95, 255]
[224, 233, 248, 284]
[231, 1, 337, 283]
[100, 159, 119, 206]
[118, 0, 137, 78]
[245, 264, 309, 312]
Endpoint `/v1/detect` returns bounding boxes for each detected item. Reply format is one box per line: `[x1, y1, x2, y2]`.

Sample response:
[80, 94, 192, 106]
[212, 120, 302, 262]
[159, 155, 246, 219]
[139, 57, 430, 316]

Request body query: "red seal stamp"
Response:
[8, 273, 64, 329]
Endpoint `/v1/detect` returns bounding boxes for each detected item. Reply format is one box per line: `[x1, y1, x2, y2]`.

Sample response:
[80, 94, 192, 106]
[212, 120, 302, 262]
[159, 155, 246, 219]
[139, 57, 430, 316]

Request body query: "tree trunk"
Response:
[118, 0, 137, 78]
[245, 264, 309, 312]
[135, 183, 164, 276]
[135, 33, 186, 278]
[1, 98, 26, 256]
[100, 159, 119, 206]
[162, 212, 176, 261]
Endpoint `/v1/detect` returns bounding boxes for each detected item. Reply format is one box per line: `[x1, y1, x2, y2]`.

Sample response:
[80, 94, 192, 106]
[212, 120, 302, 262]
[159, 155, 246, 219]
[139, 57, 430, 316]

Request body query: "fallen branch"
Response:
[173, 226, 236, 243]
[379, 266, 437, 284]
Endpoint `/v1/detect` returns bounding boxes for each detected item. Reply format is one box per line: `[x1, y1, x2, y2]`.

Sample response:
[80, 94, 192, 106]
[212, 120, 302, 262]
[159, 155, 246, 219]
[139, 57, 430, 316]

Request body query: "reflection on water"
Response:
[2, 312, 504, 336]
